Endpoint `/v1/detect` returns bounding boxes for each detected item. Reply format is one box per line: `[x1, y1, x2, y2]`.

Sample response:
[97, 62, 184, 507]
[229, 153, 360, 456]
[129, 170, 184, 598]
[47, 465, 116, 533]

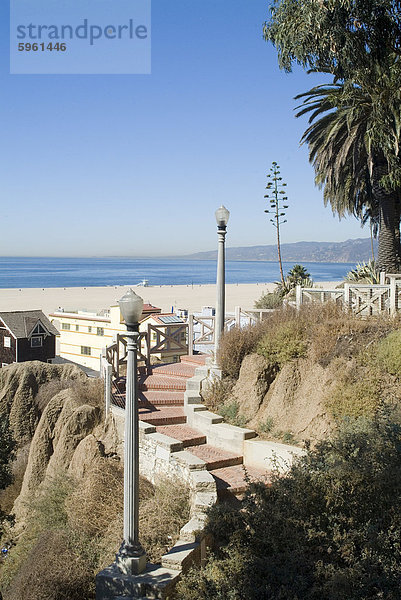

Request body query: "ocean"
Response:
[0, 257, 356, 289]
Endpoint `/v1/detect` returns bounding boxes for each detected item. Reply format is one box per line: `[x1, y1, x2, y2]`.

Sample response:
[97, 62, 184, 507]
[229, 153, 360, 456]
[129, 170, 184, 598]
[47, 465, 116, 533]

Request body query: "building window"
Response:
[81, 346, 91, 356]
[88, 326, 92, 333]
[31, 337, 43, 348]
[97, 328, 104, 336]
[75, 325, 79, 331]
[4, 337, 11, 348]
[32, 323, 46, 335]
[61, 323, 71, 330]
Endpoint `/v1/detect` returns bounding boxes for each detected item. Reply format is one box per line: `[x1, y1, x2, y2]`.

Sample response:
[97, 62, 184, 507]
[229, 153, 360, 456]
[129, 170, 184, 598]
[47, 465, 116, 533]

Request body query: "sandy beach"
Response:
[0, 281, 341, 318]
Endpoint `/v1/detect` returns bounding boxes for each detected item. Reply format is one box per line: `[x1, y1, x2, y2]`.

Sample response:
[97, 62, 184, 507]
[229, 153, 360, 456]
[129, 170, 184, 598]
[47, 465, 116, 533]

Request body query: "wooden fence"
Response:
[103, 307, 272, 377]
[294, 273, 401, 316]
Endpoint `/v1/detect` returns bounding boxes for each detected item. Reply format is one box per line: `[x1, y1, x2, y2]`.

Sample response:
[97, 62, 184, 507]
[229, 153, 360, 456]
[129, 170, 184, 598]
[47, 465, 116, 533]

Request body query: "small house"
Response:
[0, 310, 59, 368]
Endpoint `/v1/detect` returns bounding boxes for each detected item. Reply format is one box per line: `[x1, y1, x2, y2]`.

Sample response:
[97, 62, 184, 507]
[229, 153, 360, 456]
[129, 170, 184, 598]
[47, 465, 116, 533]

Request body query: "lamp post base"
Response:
[115, 541, 147, 576]
[96, 562, 181, 600]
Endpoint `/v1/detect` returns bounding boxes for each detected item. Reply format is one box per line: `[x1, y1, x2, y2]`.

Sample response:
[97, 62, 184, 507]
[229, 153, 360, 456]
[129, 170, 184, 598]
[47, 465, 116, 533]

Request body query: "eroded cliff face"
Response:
[0, 362, 121, 527]
[230, 353, 335, 444]
[0, 362, 86, 446]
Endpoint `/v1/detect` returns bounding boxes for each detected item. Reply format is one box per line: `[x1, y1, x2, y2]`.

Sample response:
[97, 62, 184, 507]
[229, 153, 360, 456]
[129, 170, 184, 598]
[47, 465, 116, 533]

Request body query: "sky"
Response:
[0, 0, 368, 257]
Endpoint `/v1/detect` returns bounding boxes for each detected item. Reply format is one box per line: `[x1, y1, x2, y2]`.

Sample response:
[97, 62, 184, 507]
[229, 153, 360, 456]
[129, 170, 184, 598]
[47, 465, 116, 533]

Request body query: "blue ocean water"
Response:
[0, 257, 356, 289]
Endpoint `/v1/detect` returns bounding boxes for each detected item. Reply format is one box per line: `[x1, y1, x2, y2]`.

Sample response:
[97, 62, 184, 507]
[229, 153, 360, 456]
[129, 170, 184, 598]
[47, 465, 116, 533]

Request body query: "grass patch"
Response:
[376, 329, 401, 375]
[259, 417, 274, 434]
[254, 290, 283, 309]
[218, 401, 247, 428]
[326, 361, 383, 420]
[257, 321, 307, 367]
[202, 380, 247, 427]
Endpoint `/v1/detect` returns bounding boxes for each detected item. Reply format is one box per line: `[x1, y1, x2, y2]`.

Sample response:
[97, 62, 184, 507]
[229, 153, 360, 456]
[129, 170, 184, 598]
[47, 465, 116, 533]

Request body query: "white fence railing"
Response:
[294, 278, 400, 316]
[187, 308, 273, 355]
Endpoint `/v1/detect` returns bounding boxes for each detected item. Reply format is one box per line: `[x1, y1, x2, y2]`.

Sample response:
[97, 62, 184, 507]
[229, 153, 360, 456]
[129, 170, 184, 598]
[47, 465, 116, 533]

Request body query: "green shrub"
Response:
[282, 431, 295, 443]
[257, 321, 307, 367]
[327, 368, 382, 419]
[376, 329, 401, 375]
[178, 413, 401, 600]
[254, 290, 283, 309]
[259, 416, 274, 434]
[217, 401, 247, 427]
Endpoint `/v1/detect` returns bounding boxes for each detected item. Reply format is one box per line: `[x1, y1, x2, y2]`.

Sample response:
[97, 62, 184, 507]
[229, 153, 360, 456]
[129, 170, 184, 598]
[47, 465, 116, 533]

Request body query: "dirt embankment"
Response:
[229, 353, 336, 444]
[0, 362, 120, 526]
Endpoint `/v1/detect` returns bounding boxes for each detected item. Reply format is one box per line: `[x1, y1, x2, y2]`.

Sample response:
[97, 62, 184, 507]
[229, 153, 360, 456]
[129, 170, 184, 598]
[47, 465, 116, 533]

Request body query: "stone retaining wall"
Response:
[111, 405, 216, 574]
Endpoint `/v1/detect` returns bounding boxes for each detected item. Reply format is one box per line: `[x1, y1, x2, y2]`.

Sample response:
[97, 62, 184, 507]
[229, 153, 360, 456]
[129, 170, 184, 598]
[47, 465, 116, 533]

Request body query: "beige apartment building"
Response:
[49, 303, 187, 372]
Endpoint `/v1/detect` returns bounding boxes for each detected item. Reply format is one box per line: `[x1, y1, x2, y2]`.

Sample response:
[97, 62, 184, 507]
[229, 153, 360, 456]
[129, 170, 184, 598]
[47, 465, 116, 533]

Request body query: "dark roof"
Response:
[0, 310, 59, 338]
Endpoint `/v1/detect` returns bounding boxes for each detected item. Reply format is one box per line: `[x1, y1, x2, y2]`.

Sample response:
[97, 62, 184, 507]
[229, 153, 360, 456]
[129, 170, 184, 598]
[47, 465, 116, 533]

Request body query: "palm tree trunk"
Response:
[370, 222, 375, 261]
[373, 155, 399, 273]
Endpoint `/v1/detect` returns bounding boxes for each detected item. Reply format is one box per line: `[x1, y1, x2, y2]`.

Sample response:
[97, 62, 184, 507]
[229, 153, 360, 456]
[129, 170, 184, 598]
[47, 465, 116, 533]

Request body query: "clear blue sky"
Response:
[0, 0, 366, 257]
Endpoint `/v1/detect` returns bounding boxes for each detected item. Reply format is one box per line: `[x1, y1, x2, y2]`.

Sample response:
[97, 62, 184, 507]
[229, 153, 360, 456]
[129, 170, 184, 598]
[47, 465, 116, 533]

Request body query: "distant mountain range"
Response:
[182, 238, 377, 263]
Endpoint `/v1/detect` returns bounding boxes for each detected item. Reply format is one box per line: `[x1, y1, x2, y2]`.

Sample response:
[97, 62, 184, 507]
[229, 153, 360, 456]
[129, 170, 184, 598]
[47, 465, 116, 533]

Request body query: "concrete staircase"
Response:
[132, 355, 266, 495]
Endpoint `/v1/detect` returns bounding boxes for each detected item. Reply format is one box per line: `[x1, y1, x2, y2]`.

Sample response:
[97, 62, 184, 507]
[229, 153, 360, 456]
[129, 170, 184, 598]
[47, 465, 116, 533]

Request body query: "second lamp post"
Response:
[214, 205, 230, 365]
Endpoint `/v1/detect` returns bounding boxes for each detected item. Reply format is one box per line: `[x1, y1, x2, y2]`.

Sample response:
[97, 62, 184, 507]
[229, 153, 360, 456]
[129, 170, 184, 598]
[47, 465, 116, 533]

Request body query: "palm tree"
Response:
[295, 79, 401, 272]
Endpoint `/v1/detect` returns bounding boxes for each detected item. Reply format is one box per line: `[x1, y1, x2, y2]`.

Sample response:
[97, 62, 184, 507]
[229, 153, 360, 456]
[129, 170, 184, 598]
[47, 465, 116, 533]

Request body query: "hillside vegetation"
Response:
[178, 412, 401, 600]
[203, 303, 401, 444]
[181, 303, 401, 599]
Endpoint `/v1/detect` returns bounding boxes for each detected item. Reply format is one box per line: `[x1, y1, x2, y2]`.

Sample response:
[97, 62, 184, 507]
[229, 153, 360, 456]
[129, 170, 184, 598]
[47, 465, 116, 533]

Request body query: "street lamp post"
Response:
[115, 289, 147, 576]
[214, 205, 230, 366]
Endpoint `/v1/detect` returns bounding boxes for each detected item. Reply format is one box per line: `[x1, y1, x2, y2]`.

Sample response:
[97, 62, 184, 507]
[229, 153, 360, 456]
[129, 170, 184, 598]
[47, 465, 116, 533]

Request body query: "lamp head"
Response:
[215, 205, 230, 229]
[118, 289, 144, 331]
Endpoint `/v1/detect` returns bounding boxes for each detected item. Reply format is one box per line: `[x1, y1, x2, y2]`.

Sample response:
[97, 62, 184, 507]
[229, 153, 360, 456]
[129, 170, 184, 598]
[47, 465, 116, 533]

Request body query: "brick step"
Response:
[111, 391, 185, 409]
[188, 444, 243, 471]
[180, 354, 207, 366]
[151, 363, 197, 378]
[139, 406, 187, 426]
[209, 465, 270, 495]
[156, 424, 206, 448]
[139, 374, 187, 391]
[139, 390, 184, 406]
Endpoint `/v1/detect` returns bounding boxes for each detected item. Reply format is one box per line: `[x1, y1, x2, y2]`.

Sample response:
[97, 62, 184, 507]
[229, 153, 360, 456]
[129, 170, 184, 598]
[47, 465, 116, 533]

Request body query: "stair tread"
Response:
[180, 354, 207, 365]
[139, 406, 186, 425]
[139, 374, 187, 391]
[156, 424, 206, 443]
[151, 363, 197, 378]
[188, 444, 243, 469]
[209, 465, 270, 493]
[140, 391, 184, 406]
[139, 406, 186, 417]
